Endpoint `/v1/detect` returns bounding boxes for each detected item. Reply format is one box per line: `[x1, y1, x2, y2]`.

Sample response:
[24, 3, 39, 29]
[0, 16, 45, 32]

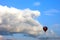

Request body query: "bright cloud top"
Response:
[0, 5, 43, 36]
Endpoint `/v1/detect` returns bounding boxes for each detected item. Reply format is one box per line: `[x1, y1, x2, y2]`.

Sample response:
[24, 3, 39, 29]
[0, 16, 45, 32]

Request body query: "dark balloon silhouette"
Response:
[43, 26, 48, 32]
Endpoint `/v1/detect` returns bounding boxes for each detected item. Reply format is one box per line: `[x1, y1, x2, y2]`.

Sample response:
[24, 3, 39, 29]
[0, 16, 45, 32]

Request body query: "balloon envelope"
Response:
[43, 26, 48, 32]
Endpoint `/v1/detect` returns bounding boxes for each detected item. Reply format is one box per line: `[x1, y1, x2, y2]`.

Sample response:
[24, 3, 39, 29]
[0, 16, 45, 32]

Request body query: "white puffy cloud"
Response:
[0, 5, 57, 38]
[0, 5, 43, 36]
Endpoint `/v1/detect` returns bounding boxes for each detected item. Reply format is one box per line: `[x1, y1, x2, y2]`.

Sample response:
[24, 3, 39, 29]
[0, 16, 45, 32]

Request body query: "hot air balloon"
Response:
[43, 26, 48, 32]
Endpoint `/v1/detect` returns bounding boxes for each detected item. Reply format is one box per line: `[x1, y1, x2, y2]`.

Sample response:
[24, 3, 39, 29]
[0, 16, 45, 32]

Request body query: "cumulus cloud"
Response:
[0, 5, 43, 36]
[0, 5, 57, 38]
[43, 9, 60, 16]
[33, 2, 40, 6]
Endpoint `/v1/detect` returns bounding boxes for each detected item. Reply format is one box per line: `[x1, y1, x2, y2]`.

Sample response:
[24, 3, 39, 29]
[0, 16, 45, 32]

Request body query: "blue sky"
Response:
[0, 0, 60, 39]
